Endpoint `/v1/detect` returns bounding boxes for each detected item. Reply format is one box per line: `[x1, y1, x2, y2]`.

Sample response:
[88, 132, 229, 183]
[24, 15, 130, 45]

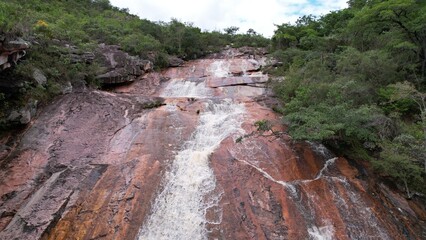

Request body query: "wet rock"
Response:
[206, 76, 268, 88]
[111, 72, 163, 95]
[0, 90, 199, 239]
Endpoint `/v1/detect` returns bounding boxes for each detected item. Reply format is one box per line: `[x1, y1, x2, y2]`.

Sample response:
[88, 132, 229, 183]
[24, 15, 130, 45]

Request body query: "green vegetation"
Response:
[0, 0, 269, 123]
[236, 120, 282, 143]
[1, 0, 269, 62]
[270, 0, 426, 197]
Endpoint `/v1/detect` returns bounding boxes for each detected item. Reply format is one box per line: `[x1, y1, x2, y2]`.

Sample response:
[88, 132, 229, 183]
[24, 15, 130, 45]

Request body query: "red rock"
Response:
[0, 48, 424, 240]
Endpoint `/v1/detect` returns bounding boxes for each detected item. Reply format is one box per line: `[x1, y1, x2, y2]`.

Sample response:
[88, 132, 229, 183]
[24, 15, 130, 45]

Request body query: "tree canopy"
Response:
[271, 0, 426, 197]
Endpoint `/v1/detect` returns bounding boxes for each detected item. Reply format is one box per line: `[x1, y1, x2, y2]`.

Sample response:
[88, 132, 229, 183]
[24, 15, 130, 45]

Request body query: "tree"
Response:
[347, 0, 368, 9]
[374, 135, 424, 198]
[246, 28, 257, 36]
[224, 26, 239, 35]
[387, 81, 426, 173]
[348, 0, 426, 81]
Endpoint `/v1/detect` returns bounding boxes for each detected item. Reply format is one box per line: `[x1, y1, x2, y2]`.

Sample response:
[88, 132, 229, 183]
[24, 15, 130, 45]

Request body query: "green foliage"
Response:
[271, 0, 426, 195]
[224, 26, 239, 35]
[378, 85, 417, 114]
[141, 100, 165, 109]
[1, 0, 270, 63]
[254, 120, 272, 132]
[373, 135, 425, 197]
[121, 33, 162, 57]
[236, 119, 282, 143]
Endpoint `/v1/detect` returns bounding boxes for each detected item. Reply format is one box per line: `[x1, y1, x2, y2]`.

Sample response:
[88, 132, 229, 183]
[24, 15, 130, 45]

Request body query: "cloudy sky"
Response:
[109, 0, 348, 37]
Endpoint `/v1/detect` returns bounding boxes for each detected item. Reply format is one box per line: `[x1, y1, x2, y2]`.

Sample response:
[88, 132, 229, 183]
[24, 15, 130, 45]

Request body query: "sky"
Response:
[109, 0, 348, 38]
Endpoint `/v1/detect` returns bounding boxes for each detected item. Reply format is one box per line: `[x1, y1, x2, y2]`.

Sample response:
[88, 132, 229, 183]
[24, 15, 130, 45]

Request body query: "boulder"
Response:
[0, 37, 30, 71]
[32, 68, 47, 86]
[62, 81, 73, 94]
[141, 59, 153, 72]
[2, 39, 30, 52]
[167, 56, 184, 67]
[7, 99, 38, 125]
[0, 144, 11, 160]
[69, 52, 95, 64]
[94, 44, 153, 84]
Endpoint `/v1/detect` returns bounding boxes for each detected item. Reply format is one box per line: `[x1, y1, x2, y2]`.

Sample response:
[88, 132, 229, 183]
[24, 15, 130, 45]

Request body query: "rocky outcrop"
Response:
[66, 44, 95, 64]
[0, 91, 167, 240]
[206, 46, 267, 60]
[6, 99, 38, 125]
[94, 44, 153, 84]
[0, 36, 30, 71]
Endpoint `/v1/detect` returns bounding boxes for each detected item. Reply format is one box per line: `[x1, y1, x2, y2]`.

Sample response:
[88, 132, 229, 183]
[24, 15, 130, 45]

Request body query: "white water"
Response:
[208, 60, 230, 77]
[137, 100, 244, 240]
[138, 57, 389, 239]
[308, 225, 335, 240]
[313, 157, 337, 180]
[161, 79, 211, 98]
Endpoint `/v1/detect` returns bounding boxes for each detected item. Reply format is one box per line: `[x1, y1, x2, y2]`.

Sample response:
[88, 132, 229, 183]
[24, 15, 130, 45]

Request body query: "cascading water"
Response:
[137, 61, 245, 240]
[135, 56, 408, 240]
[137, 102, 244, 240]
[160, 79, 212, 98]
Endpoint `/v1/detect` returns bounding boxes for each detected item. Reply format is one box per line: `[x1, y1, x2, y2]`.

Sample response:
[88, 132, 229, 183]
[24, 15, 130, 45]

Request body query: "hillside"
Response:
[0, 0, 425, 238]
[0, 0, 268, 126]
[268, 0, 426, 199]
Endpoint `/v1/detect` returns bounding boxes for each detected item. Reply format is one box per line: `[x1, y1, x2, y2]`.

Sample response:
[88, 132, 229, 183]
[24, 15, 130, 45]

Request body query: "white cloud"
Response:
[109, 0, 348, 37]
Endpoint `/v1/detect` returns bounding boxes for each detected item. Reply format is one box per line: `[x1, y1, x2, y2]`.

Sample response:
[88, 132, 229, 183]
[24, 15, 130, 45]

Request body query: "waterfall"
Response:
[138, 60, 245, 240]
[137, 101, 244, 240]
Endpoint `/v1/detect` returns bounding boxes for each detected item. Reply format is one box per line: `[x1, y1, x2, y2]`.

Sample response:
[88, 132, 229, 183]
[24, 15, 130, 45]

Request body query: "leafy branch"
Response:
[236, 120, 283, 143]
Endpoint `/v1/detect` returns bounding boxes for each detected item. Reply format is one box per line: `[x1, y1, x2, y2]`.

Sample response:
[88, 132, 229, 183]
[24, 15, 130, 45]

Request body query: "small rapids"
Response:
[160, 79, 212, 98]
[137, 60, 245, 240]
[137, 101, 244, 240]
[137, 61, 244, 240]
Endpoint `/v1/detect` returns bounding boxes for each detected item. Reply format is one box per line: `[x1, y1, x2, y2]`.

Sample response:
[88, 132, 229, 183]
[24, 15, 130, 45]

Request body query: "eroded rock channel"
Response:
[0, 48, 424, 240]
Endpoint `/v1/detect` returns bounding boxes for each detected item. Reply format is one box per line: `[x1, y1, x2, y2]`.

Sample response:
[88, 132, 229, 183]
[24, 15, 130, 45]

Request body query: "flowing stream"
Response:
[137, 62, 245, 240]
[160, 79, 212, 98]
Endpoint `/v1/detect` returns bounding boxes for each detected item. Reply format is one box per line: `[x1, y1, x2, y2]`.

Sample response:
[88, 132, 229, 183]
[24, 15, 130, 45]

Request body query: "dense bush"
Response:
[271, 0, 426, 196]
